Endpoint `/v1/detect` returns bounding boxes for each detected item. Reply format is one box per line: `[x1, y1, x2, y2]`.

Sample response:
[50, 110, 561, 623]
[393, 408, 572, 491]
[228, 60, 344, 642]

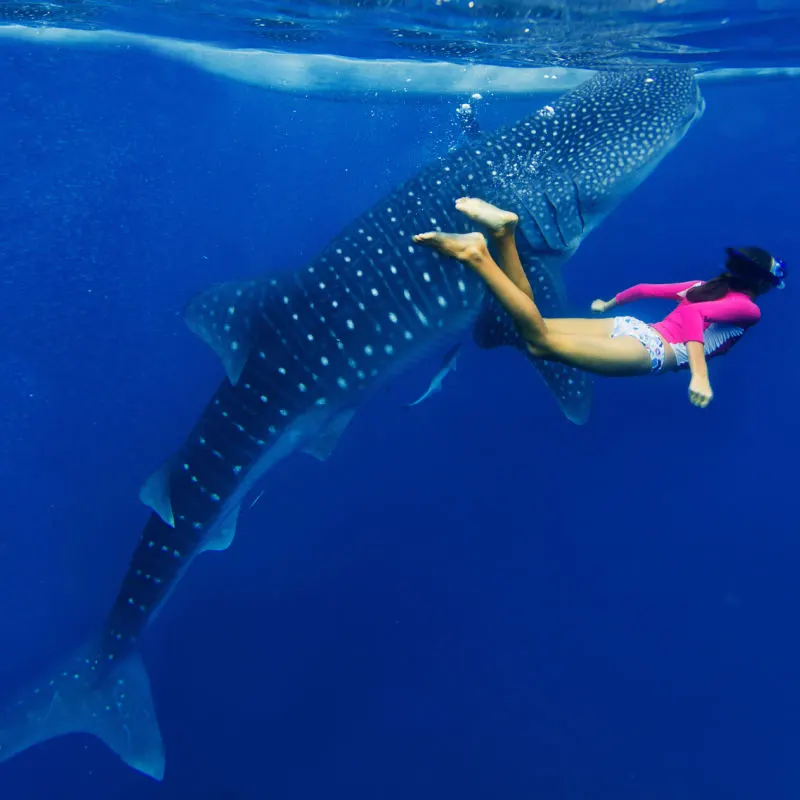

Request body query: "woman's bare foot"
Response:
[412, 231, 488, 266]
[454, 197, 518, 239]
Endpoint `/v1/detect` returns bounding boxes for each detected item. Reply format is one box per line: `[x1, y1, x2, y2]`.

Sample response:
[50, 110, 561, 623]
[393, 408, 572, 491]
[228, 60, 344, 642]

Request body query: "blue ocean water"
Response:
[0, 3, 799, 798]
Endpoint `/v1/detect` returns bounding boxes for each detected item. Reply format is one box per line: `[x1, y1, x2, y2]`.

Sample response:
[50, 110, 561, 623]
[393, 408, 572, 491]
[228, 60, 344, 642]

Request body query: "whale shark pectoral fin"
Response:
[184, 279, 271, 385]
[302, 408, 357, 461]
[478, 302, 593, 423]
[201, 505, 240, 552]
[471, 244, 593, 424]
[528, 356, 593, 425]
[0, 640, 164, 781]
[472, 229, 570, 352]
[472, 300, 594, 425]
[139, 459, 175, 528]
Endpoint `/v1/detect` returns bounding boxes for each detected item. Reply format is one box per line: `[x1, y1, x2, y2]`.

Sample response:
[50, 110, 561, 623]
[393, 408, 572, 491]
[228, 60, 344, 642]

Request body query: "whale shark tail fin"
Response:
[0, 638, 164, 780]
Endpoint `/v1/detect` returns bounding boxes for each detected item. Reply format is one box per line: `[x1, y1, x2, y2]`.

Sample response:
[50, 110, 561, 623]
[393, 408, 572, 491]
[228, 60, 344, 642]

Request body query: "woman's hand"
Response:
[591, 299, 611, 313]
[688, 375, 713, 408]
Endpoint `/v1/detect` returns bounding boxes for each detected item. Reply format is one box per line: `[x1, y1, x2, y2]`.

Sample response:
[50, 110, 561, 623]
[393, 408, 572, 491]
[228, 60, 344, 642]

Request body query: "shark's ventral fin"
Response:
[404, 343, 461, 408]
[202, 505, 240, 552]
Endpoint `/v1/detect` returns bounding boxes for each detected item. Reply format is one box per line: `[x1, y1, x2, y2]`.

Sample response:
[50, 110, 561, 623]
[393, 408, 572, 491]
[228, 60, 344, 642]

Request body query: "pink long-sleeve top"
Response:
[614, 280, 761, 360]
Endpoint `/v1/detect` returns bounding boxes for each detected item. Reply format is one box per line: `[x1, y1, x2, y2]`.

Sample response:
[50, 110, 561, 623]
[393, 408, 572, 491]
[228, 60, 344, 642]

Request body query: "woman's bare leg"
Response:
[411, 230, 651, 377]
[544, 317, 616, 336]
[454, 197, 614, 338]
[454, 197, 532, 299]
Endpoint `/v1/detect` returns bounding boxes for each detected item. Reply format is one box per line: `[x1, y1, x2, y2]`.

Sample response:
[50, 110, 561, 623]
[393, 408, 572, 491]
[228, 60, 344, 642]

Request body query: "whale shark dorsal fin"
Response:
[184, 279, 270, 385]
[202, 505, 240, 552]
[302, 408, 357, 461]
[139, 459, 175, 528]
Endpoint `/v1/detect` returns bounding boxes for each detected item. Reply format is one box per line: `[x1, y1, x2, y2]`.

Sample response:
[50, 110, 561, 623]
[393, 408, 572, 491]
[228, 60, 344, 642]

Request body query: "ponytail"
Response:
[686, 272, 767, 303]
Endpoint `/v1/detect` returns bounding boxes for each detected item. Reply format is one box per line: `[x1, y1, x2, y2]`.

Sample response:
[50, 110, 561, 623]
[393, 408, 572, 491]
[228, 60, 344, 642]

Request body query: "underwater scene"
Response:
[1, 2, 799, 798]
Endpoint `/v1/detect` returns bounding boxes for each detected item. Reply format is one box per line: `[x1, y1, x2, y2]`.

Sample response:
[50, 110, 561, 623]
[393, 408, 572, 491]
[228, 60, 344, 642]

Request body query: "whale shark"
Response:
[0, 67, 704, 780]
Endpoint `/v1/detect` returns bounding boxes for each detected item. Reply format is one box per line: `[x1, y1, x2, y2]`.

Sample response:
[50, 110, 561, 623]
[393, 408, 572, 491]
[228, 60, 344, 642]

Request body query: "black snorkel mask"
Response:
[725, 247, 787, 290]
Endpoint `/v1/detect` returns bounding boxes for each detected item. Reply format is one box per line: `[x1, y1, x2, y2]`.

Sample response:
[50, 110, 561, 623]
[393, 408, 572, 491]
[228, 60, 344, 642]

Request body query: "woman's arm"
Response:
[687, 340, 713, 408]
[592, 281, 702, 313]
[591, 297, 618, 313]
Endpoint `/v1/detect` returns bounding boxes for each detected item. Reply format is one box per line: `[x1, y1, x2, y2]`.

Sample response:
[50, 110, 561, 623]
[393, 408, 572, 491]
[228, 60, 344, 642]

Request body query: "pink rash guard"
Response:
[613, 281, 761, 365]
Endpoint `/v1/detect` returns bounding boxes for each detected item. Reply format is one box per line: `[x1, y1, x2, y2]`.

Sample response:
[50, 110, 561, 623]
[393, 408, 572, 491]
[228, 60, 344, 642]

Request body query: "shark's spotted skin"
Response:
[0, 68, 704, 781]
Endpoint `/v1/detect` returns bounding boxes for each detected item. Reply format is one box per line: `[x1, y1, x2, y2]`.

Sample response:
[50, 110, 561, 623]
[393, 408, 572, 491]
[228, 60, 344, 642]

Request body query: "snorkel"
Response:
[725, 246, 787, 291]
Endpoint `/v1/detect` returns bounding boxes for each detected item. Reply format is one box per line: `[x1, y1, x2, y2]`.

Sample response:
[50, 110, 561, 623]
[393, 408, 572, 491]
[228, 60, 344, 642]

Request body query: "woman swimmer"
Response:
[413, 197, 786, 409]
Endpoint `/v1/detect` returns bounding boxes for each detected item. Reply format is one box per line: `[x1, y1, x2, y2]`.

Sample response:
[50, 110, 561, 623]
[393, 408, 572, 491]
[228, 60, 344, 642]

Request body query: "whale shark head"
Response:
[489, 67, 705, 253]
[562, 67, 705, 219]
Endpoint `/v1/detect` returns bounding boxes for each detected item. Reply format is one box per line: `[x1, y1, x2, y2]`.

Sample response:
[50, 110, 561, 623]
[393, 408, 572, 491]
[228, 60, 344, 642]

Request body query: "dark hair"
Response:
[686, 246, 776, 303]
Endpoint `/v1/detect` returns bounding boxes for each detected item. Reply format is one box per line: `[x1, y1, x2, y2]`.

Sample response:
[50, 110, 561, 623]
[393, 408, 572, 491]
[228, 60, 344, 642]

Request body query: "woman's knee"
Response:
[524, 337, 554, 359]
